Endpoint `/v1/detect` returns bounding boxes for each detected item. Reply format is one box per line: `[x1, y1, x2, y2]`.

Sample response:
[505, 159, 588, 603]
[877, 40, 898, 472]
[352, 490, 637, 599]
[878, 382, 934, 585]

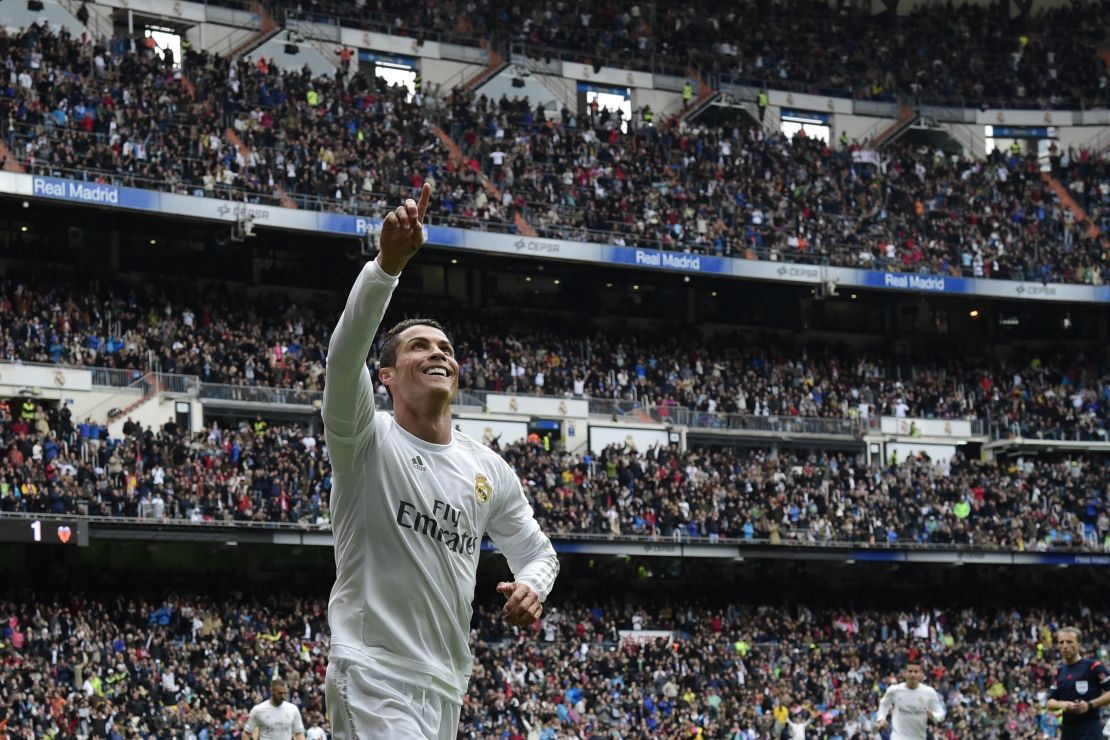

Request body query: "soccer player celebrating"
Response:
[876, 662, 946, 739]
[322, 183, 559, 739]
[1047, 627, 1110, 740]
[245, 679, 306, 740]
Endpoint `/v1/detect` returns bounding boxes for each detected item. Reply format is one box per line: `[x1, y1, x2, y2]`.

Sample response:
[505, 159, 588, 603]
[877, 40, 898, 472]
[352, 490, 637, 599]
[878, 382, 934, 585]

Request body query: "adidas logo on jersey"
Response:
[411, 455, 427, 471]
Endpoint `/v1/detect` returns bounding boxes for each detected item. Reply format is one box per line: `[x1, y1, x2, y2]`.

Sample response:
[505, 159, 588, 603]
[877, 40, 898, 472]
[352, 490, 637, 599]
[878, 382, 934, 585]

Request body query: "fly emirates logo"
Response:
[395, 499, 479, 555]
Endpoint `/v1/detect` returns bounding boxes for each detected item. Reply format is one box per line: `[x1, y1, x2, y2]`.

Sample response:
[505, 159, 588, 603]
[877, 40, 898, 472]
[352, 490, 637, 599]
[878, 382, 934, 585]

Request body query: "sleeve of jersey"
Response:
[292, 705, 306, 734]
[1094, 660, 1110, 686]
[323, 260, 399, 457]
[486, 459, 559, 602]
[877, 689, 893, 721]
[244, 707, 258, 732]
[929, 688, 947, 722]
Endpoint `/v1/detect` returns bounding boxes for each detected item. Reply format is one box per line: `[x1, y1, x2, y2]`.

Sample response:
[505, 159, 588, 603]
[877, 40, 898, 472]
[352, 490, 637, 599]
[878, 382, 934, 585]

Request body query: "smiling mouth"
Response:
[423, 368, 451, 377]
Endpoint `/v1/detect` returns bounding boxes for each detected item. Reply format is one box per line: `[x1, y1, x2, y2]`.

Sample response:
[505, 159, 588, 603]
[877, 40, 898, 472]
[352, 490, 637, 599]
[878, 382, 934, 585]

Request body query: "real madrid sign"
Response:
[486, 395, 589, 418]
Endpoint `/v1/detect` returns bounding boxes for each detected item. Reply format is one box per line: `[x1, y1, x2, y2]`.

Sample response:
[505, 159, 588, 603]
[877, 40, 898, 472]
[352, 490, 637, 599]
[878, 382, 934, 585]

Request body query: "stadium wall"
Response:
[589, 423, 671, 455]
[452, 415, 529, 447]
[68, 388, 144, 425]
[420, 59, 485, 92]
[106, 395, 197, 438]
[0, 0, 84, 36]
[190, 23, 261, 57]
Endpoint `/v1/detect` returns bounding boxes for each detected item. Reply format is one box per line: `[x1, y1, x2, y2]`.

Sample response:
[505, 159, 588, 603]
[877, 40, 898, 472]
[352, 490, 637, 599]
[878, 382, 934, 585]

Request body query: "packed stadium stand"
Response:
[3, 559, 1110, 739]
[281, 0, 1110, 108]
[0, 389, 1106, 549]
[0, 0, 1109, 737]
[0, 273, 1105, 439]
[3, 25, 1108, 282]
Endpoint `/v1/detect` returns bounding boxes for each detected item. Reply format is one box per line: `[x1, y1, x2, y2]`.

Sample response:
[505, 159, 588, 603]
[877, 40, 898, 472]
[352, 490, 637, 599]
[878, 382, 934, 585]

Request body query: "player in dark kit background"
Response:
[1046, 628, 1110, 740]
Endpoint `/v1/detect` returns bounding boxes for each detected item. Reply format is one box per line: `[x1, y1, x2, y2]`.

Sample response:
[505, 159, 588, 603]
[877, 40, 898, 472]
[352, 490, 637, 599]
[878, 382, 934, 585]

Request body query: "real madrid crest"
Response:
[474, 473, 492, 504]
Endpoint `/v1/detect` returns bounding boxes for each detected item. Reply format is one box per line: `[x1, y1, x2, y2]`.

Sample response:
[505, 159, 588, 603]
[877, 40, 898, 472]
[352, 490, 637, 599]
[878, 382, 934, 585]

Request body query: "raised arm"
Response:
[323, 184, 431, 442]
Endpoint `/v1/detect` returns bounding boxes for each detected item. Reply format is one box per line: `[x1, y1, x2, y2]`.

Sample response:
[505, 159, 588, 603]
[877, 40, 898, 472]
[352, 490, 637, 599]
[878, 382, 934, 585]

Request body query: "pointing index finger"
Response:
[416, 182, 432, 222]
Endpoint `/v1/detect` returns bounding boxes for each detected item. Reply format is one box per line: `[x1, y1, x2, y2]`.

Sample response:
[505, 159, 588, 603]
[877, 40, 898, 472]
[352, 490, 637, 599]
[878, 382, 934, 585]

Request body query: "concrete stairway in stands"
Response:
[225, 128, 298, 209]
[430, 126, 536, 237]
[1041, 171, 1101, 239]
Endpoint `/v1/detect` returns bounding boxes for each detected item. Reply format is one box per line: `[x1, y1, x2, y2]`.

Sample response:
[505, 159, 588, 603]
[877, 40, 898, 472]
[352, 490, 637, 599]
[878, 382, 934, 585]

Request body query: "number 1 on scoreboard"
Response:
[30, 520, 41, 542]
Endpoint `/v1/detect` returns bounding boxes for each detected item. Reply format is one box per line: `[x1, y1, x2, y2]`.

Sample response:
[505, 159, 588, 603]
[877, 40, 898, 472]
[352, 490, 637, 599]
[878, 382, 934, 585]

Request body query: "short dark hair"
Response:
[379, 318, 449, 368]
[1059, 627, 1082, 642]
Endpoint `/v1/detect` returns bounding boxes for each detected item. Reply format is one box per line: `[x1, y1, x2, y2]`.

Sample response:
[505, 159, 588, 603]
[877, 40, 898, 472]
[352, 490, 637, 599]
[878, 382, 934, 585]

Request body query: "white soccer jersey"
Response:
[244, 700, 305, 740]
[323, 260, 559, 703]
[877, 682, 946, 740]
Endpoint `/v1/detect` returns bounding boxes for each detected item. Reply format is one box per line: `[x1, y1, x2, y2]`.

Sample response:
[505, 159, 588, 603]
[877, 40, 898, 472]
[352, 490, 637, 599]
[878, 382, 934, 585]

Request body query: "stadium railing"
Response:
[197, 382, 323, 408]
[984, 417, 1109, 443]
[0, 361, 997, 439]
[88, 366, 148, 389]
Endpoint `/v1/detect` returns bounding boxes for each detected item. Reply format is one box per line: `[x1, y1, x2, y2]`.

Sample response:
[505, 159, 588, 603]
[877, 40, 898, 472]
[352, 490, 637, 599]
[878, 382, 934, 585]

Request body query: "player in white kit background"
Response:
[245, 679, 306, 740]
[876, 663, 946, 739]
[322, 183, 560, 739]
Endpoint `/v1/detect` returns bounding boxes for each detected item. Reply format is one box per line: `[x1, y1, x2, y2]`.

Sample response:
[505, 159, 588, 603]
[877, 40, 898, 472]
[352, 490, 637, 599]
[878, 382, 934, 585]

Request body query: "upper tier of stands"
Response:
[3, 26, 1108, 284]
[279, 0, 1110, 109]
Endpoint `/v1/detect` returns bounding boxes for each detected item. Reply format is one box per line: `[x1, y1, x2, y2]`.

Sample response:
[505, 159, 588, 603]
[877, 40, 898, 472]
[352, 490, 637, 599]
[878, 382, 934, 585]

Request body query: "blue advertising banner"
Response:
[851, 550, 902, 562]
[606, 246, 730, 274]
[32, 176, 158, 210]
[315, 212, 465, 247]
[860, 271, 971, 294]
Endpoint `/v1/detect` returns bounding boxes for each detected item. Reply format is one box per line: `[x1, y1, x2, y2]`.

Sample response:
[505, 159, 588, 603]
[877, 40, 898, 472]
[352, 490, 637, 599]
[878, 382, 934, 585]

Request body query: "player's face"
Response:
[1059, 632, 1080, 663]
[271, 683, 287, 704]
[904, 665, 923, 688]
[382, 325, 459, 404]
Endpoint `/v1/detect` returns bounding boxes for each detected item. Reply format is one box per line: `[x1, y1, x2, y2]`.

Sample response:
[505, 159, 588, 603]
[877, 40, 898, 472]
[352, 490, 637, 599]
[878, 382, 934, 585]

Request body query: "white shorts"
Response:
[325, 658, 461, 740]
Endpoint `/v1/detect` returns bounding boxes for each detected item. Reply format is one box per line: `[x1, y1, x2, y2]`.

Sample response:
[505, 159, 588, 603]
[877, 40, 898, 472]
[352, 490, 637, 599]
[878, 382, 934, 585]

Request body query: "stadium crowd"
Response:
[0, 406, 333, 527]
[0, 272, 1106, 441]
[507, 442, 1110, 551]
[280, 0, 1110, 109]
[3, 25, 1109, 284]
[0, 385, 1107, 553]
[448, 90, 1110, 284]
[1, 591, 1108, 738]
[1, 25, 503, 232]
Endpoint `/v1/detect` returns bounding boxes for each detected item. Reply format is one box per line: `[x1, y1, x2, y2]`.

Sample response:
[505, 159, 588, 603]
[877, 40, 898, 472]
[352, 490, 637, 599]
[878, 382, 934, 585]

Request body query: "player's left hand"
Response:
[496, 581, 542, 627]
[376, 182, 431, 276]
